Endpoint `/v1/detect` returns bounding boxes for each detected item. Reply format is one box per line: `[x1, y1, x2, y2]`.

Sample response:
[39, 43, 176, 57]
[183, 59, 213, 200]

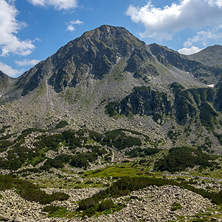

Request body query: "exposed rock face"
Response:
[106, 86, 171, 124]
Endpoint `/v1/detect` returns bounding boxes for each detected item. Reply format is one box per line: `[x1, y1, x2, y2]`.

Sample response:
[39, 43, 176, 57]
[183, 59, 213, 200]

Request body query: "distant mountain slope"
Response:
[189, 45, 222, 66]
[149, 43, 222, 84]
[0, 71, 9, 88]
[0, 71, 16, 96]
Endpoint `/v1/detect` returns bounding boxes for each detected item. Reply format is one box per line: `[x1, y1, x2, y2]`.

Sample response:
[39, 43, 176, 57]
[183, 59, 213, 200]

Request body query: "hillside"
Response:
[1, 25, 222, 221]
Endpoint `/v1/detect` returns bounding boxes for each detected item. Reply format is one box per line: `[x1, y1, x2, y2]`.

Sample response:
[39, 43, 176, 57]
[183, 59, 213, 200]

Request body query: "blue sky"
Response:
[1, 0, 222, 77]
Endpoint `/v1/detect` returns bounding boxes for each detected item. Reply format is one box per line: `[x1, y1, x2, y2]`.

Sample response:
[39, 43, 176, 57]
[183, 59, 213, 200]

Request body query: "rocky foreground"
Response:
[0, 185, 220, 222]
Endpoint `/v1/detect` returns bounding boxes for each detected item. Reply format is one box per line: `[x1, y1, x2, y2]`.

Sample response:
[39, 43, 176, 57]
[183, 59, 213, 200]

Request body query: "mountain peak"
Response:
[82, 25, 132, 38]
[189, 44, 222, 66]
[78, 24, 146, 51]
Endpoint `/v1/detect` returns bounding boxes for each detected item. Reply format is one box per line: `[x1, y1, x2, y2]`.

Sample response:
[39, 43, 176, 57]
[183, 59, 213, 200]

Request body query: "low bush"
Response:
[125, 147, 160, 158]
[154, 147, 216, 172]
[55, 120, 69, 129]
[43, 205, 71, 218]
[0, 175, 69, 204]
[78, 176, 222, 212]
[98, 199, 115, 211]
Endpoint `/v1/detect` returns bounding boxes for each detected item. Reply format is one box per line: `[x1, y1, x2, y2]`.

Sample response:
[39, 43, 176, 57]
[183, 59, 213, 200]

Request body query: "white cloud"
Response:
[15, 59, 40, 66]
[184, 29, 222, 47]
[0, 0, 35, 56]
[0, 62, 23, 77]
[28, 0, 78, 10]
[66, 19, 83, 32]
[178, 46, 202, 55]
[126, 0, 222, 40]
[207, 0, 222, 8]
[179, 28, 222, 54]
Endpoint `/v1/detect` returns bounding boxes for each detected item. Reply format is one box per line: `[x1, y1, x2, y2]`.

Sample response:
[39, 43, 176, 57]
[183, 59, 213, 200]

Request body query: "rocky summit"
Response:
[1, 25, 222, 222]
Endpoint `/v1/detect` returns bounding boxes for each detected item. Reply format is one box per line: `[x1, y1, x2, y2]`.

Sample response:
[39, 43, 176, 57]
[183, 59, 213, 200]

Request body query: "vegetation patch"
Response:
[43, 205, 75, 218]
[80, 198, 125, 217]
[0, 175, 69, 204]
[154, 147, 217, 173]
[102, 129, 142, 150]
[171, 202, 182, 211]
[84, 165, 141, 178]
[55, 120, 69, 129]
[199, 102, 217, 131]
[78, 176, 222, 215]
[0, 125, 10, 134]
[125, 147, 160, 158]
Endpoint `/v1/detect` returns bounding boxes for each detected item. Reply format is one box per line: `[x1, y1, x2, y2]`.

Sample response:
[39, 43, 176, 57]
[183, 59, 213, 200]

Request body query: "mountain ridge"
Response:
[188, 45, 222, 66]
[0, 25, 222, 152]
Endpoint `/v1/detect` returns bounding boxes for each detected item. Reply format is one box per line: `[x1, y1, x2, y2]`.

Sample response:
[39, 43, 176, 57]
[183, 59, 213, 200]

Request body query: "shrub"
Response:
[0, 175, 69, 204]
[154, 147, 216, 172]
[55, 120, 69, 129]
[70, 153, 93, 168]
[126, 147, 160, 158]
[51, 192, 69, 201]
[105, 102, 119, 117]
[43, 205, 70, 218]
[78, 176, 222, 212]
[98, 199, 114, 211]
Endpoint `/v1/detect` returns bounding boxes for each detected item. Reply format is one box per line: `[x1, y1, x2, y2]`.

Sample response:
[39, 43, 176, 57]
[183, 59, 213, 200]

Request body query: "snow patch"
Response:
[207, 84, 215, 88]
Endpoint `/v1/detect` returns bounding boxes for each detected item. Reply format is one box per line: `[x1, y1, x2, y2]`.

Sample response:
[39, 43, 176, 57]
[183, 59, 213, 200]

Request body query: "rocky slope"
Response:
[0, 185, 216, 222]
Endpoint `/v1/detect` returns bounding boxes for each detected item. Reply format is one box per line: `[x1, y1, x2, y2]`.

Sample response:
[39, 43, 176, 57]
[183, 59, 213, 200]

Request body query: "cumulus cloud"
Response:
[178, 46, 202, 55]
[28, 0, 78, 10]
[0, 0, 35, 56]
[15, 59, 40, 66]
[126, 0, 222, 40]
[178, 28, 222, 54]
[184, 29, 222, 47]
[66, 19, 83, 32]
[0, 62, 23, 77]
